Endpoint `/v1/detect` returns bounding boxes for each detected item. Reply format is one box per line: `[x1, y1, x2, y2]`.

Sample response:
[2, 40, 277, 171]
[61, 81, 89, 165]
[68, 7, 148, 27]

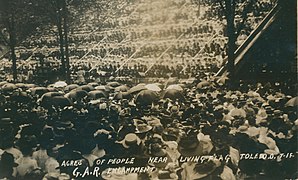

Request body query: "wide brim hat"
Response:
[135, 124, 152, 134]
[119, 133, 141, 148]
[182, 158, 221, 179]
[178, 136, 203, 156]
[194, 159, 221, 179]
[162, 128, 179, 141]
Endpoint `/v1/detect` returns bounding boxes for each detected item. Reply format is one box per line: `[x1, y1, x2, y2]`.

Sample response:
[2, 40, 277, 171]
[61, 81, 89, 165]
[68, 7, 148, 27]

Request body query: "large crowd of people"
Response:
[0, 76, 297, 179]
[1, 0, 295, 179]
[0, 0, 276, 83]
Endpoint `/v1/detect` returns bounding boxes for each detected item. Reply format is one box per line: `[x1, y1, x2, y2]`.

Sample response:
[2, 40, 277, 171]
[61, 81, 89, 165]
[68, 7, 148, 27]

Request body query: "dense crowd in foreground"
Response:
[0, 76, 296, 179]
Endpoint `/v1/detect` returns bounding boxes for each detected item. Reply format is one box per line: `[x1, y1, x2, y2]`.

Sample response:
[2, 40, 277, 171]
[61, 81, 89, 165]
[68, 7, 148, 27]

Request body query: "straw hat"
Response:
[119, 133, 141, 149]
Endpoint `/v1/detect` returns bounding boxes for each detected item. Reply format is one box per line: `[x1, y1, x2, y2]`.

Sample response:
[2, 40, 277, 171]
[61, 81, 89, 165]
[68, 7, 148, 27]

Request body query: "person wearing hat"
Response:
[178, 130, 214, 158]
[117, 133, 144, 157]
[0, 152, 18, 179]
[133, 119, 153, 139]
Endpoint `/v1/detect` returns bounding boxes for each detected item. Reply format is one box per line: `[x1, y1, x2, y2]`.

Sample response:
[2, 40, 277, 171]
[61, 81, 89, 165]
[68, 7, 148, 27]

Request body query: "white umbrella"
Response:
[166, 84, 183, 91]
[54, 81, 67, 88]
[145, 84, 161, 92]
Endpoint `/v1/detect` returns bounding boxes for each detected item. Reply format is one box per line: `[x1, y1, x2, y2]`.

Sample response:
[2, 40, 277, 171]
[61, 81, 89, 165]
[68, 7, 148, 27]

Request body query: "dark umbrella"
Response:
[113, 91, 131, 100]
[64, 84, 79, 92]
[161, 89, 185, 101]
[135, 90, 158, 107]
[51, 96, 72, 108]
[88, 90, 107, 100]
[285, 96, 298, 107]
[106, 81, 121, 88]
[65, 89, 88, 101]
[39, 92, 65, 108]
[76, 85, 95, 92]
[47, 87, 58, 92]
[11, 91, 32, 103]
[30, 87, 48, 96]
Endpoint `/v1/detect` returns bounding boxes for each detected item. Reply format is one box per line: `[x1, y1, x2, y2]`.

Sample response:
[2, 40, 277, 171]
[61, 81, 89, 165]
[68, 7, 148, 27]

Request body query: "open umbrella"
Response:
[40, 92, 64, 99]
[47, 87, 58, 92]
[166, 84, 183, 91]
[145, 84, 162, 92]
[88, 90, 107, 100]
[11, 91, 32, 103]
[15, 83, 28, 89]
[128, 84, 147, 94]
[54, 81, 67, 88]
[154, 83, 164, 90]
[51, 96, 72, 108]
[65, 89, 88, 101]
[1, 83, 17, 92]
[166, 77, 178, 85]
[135, 90, 158, 107]
[0, 81, 8, 87]
[161, 89, 185, 101]
[95, 85, 110, 92]
[39, 92, 65, 108]
[26, 84, 36, 89]
[88, 82, 98, 87]
[64, 84, 79, 92]
[285, 96, 298, 107]
[76, 85, 94, 92]
[30, 87, 48, 96]
[113, 91, 131, 100]
[106, 81, 121, 88]
[115, 85, 129, 92]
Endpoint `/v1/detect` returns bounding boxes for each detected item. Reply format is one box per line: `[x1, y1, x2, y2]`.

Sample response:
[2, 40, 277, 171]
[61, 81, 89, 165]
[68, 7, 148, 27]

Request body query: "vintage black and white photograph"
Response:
[0, 0, 297, 179]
